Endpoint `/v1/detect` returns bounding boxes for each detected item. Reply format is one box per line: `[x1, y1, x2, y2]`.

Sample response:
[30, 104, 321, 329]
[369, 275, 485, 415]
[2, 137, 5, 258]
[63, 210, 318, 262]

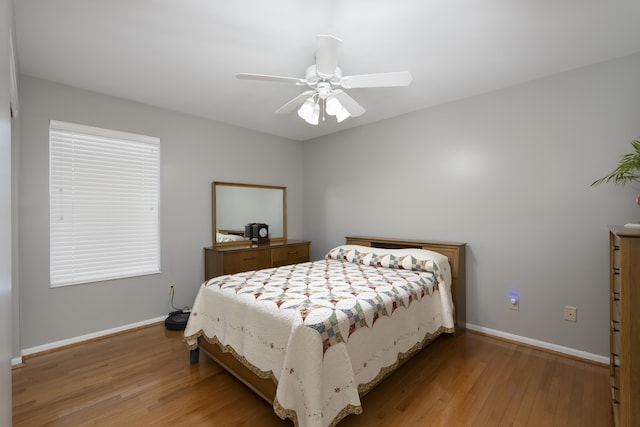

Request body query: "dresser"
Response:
[204, 240, 311, 281]
[609, 226, 640, 427]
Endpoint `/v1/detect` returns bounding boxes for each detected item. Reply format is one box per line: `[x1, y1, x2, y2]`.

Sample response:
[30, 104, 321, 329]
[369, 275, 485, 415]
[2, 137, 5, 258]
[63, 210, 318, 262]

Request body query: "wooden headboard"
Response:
[345, 236, 466, 330]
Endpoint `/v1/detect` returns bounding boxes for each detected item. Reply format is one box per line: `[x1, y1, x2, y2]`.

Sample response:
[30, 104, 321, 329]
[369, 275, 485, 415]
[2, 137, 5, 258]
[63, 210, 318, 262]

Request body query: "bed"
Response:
[185, 236, 466, 427]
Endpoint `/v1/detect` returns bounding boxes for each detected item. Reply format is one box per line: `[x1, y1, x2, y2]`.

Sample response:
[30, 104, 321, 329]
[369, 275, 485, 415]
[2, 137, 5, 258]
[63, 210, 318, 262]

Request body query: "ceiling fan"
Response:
[236, 35, 413, 125]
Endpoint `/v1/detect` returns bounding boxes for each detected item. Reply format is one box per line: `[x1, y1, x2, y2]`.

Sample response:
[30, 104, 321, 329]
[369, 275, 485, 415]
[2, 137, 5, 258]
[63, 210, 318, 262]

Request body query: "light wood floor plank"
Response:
[13, 325, 613, 426]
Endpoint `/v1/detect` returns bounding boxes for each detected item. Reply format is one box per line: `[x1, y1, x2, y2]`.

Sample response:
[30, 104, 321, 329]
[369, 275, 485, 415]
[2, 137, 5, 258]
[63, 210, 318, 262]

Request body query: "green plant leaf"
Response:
[591, 139, 640, 186]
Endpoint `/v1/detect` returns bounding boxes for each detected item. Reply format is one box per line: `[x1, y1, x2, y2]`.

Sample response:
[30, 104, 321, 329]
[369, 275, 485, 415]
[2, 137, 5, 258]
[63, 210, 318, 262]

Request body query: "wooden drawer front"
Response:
[272, 244, 310, 267]
[223, 250, 269, 274]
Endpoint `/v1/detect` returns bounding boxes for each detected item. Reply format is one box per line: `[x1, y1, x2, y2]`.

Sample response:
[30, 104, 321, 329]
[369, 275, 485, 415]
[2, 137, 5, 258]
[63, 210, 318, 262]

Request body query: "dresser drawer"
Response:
[272, 244, 310, 267]
[223, 250, 269, 274]
[205, 240, 311, 280]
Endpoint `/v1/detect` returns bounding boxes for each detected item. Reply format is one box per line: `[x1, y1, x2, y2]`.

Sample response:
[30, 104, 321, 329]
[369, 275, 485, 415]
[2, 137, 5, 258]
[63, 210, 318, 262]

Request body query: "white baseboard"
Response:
[466, 323, 609, 365]
[19, 316, 167, 360]
[11, 357, 22, 367]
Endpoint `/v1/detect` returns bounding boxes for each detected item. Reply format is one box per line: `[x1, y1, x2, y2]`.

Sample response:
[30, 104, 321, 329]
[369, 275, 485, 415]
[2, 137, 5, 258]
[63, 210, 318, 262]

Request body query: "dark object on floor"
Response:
[165, 310, 190, 330]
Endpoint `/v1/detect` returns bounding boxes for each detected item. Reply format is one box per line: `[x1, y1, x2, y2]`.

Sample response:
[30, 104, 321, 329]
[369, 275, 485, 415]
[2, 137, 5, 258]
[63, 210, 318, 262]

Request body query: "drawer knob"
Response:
[611, 352, 620, 368]
[611, 320, 620, 332]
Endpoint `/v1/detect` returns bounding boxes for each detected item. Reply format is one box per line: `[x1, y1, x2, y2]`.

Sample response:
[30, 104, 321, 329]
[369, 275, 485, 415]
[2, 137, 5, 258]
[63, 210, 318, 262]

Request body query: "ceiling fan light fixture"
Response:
[298, 99, 320, 125]
[297, 97, 315, 121]
[306, 103, 320, 125]
[325, 95, 342, 116]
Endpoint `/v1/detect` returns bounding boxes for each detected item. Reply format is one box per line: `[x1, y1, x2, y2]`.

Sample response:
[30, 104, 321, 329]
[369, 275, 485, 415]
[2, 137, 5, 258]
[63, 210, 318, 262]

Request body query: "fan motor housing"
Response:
[305, 65, 342, 86]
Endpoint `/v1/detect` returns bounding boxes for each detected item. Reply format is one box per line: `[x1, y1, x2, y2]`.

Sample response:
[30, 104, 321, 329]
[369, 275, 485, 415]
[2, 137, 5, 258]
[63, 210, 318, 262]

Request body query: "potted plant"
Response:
[592, 139, 640, 227]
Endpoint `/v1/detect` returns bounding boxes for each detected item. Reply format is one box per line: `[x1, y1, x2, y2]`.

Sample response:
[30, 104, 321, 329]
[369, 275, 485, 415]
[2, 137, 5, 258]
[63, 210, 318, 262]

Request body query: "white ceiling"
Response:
[14, 0, 640, 141]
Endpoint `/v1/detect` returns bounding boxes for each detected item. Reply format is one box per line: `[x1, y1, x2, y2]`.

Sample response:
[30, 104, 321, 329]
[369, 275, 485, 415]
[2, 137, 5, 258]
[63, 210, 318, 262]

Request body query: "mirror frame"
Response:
[212, 181, 287, 247]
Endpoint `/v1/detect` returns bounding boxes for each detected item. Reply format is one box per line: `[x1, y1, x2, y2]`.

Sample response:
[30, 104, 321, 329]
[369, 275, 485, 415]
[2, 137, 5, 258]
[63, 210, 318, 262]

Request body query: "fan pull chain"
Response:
[322, 98, 326, 121]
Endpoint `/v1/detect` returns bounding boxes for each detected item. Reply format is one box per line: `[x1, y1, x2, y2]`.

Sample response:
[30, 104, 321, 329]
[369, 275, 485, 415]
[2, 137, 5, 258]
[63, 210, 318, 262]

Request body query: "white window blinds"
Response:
[49, 120, 160, 287]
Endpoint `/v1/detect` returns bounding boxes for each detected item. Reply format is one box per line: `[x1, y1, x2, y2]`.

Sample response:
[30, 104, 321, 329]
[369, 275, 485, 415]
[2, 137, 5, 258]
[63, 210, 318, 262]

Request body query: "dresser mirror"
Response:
[213, 181, 287, 246]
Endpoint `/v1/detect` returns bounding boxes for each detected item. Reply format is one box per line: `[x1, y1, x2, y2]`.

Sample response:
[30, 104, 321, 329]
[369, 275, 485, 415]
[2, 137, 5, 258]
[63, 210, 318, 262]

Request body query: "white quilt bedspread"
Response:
[185, 246, 454, 427]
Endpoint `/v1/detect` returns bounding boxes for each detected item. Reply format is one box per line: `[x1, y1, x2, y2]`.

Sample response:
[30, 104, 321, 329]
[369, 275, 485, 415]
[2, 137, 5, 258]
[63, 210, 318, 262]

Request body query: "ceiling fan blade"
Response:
[333, 90, 365, 117]
[315, 35, 343, 79]
[340, 71, 413, 89]
[236, 73, 306, 85]
[275, 90, 315, 114]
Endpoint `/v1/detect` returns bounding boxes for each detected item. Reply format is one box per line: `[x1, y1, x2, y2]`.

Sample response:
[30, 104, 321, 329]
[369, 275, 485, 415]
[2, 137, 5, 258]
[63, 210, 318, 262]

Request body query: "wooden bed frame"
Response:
[190, 235, 466, 405]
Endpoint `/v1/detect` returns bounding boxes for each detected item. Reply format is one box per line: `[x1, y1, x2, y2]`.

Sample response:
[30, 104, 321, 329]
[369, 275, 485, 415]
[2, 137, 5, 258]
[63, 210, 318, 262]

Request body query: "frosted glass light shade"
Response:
[307, 103, 320, 125]
[297, 98, 315, 121]
[325, 95, 342, 116]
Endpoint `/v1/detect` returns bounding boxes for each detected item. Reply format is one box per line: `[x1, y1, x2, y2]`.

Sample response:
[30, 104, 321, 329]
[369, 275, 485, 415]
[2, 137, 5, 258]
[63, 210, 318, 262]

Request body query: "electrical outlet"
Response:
[564, 305, 577, 322]
[168, 283, 176, 295]
[509, 296, 519, 310]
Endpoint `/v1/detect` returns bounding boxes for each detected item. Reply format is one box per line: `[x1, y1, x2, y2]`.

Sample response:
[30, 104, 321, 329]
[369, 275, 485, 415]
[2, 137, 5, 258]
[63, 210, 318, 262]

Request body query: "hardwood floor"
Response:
[12, 324, 613, 426]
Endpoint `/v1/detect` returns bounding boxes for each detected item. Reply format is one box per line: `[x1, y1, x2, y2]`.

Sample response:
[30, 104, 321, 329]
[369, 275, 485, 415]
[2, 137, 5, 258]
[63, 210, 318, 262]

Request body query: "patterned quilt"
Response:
[184, 245, 455, 427]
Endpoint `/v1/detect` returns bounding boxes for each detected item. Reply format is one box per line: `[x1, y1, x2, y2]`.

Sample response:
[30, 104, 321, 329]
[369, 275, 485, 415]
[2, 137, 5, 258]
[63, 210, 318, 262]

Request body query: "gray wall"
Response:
[18, 75, 303, 350]
[1, 0, 15, 423]
[302, 52, 640, 357]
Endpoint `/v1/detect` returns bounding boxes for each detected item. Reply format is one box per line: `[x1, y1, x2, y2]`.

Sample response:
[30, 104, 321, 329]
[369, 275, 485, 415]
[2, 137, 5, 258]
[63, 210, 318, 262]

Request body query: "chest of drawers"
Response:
[609, 226, 640, 427]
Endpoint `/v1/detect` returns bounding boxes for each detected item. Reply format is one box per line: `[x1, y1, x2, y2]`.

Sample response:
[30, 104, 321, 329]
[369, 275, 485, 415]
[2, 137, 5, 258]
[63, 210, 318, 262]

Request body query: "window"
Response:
[49, 120, 160, 287]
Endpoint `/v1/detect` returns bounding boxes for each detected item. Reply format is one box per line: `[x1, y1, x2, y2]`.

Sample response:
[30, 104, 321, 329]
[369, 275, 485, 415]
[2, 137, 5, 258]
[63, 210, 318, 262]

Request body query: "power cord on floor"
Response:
[170, 287, 190, 313]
